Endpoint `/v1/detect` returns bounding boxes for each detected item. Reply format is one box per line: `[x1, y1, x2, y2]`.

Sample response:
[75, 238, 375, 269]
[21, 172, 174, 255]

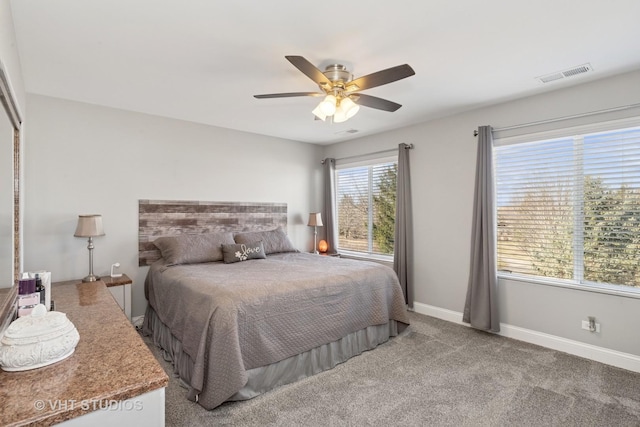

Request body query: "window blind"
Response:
[495, 125, 640, 290]
[336, 159, 397, 255]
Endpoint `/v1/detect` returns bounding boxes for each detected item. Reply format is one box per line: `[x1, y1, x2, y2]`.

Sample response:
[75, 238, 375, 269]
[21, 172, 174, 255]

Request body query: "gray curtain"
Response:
[393, 143, 413, 308]
[322, 158, 338, 255]
[463, 126, 499, 332]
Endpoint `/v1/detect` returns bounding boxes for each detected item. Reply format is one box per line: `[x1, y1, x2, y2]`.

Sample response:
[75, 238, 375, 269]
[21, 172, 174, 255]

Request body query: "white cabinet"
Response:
[59, 388, 164, 426]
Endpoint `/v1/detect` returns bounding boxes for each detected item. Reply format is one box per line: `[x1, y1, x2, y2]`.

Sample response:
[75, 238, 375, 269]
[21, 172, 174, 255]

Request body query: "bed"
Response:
[140, 200, 410, 410]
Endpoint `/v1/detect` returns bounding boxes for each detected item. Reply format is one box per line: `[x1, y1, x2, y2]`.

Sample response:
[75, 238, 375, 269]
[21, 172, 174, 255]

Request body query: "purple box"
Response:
[18, 278, 36, 295]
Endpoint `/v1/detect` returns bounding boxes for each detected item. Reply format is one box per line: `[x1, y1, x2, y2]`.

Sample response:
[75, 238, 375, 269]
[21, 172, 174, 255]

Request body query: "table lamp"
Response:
[307, 213, 323, 254]
[74, 214, 105, 282]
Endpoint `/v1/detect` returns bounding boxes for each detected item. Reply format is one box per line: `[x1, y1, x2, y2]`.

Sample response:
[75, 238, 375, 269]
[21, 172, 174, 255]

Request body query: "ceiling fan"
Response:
[254, 56, 415, 123]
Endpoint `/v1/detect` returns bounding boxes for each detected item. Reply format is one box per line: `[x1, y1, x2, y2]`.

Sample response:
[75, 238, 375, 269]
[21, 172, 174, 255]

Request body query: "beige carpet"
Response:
[142, 311, 640, 426]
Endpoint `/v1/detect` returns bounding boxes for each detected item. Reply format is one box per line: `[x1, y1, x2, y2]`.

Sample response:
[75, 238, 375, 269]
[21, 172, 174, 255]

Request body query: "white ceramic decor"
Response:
[0, 304, 79, 371]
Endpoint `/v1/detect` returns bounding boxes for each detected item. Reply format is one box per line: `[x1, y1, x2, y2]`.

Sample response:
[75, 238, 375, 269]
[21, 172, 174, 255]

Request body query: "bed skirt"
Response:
[143, 304, 407, 406]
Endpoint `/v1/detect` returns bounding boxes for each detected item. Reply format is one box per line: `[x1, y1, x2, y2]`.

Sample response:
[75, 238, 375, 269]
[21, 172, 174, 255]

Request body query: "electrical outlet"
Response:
[581, 320, 601, 333]
[581, 320, 590, 330]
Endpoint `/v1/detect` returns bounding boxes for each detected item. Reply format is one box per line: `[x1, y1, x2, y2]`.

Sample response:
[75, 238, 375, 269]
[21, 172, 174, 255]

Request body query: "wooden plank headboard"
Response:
[138, 200, 287, 266]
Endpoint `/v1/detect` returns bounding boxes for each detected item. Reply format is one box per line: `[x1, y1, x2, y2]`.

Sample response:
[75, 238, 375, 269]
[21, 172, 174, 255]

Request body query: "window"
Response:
[336, 157, 397, 257]
[495, 124, 640, 292]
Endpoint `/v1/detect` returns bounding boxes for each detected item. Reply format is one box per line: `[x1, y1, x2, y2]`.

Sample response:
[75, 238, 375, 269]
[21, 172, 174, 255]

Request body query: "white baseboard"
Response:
[413, 302, 466, 325]
[413, 302, 640, 373]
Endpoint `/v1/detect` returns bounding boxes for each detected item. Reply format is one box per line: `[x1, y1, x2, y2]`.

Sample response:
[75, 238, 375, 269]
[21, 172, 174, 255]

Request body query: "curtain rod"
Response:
[321, 143, 413, 164]
[473, 102, 640, 136]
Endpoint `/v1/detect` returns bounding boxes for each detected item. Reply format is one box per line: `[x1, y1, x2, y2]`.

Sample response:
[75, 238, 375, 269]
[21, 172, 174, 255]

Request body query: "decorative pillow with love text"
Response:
[221, 241, 267, 264]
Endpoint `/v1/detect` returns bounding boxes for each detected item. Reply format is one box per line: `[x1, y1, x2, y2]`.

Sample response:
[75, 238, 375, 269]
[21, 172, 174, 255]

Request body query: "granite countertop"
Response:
[0, 280, 168, 426]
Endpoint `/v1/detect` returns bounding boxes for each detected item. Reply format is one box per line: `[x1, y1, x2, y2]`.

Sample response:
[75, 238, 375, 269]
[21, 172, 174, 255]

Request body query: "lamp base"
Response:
[82, 274, 100, 283]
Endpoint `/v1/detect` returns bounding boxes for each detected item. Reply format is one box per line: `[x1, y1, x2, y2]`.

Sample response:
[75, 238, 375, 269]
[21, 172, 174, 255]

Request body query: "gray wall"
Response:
[23, 94, 323, 317]
[323, 70, 640, 356]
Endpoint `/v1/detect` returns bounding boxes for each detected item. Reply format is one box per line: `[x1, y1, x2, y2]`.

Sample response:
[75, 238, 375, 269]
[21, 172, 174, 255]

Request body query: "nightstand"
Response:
[101, 274, 132, 320]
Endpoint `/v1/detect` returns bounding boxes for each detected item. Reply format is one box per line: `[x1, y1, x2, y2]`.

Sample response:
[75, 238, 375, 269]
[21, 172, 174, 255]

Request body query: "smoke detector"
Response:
[538, 63, 593, 84]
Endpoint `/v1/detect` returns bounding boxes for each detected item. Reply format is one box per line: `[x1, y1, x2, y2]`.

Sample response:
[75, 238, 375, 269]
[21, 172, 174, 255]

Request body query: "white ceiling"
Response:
[9, 0, 640, 145]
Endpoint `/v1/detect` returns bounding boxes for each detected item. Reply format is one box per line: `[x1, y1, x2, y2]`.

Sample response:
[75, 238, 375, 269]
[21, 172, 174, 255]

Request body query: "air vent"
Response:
[562, 64, 592, 77]
[538, 63, 593, 84]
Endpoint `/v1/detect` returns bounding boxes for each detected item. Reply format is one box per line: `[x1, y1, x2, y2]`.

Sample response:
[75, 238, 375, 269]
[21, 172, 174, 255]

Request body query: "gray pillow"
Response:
[233, 227, 298, 255]
[221, 241, 267, 264]
[153, 232, 235, 265]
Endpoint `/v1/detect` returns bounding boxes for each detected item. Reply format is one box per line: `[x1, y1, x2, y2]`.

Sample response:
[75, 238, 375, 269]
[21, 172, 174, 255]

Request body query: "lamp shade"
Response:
[332, 106, 348, 123]
[307, 212, 323, 227]
[340, 96, 360, 119]
[74, 215, 105, 237]
[319, 95, 337, 116]
[312, 104, 327, 121]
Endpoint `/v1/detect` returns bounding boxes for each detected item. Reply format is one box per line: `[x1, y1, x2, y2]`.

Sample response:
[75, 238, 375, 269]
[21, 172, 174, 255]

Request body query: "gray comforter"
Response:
[145, 252, 409, 409]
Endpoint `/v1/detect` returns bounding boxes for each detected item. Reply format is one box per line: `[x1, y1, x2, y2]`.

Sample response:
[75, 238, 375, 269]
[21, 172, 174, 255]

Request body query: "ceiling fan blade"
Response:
[254, 92, 324, 99]
[285, 55, 331, 87]
[346, 64, 415, 92]
[352, 94, 402, 112]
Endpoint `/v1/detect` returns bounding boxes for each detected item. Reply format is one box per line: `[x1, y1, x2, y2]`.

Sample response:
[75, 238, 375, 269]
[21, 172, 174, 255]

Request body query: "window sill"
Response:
[497, 272, 640, 300]
[338, 250, 394, 265]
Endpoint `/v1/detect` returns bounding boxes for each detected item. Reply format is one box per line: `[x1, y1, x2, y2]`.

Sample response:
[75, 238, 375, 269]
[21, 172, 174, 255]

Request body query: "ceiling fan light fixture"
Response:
[255, 56, 414, 123]
[312, 105, 327, 121]
[332, 105, 348, 123]
[318, 95, 337, 116]
[340, 96, 360, 119]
